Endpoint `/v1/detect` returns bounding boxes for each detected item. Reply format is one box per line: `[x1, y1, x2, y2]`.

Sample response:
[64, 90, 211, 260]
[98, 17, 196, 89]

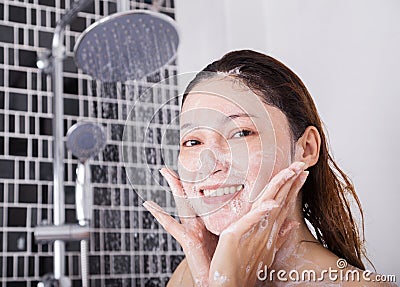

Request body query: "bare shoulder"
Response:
[167, 258, 194, 287]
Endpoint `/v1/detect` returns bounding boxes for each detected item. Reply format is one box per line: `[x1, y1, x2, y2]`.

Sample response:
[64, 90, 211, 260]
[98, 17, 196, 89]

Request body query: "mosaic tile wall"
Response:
[0, 0, 184, 286]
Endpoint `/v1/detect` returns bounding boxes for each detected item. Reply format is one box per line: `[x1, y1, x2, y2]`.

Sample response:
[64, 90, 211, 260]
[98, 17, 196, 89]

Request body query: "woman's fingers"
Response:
[252, 161, 305, 207]
[160, 167, 183, 196]
[143, 200, 184, 241]
[220, 200, 280, 238]
[267, 171, 309, 250]
[159, 168, 197, 219]
[275, 220, 300, 250]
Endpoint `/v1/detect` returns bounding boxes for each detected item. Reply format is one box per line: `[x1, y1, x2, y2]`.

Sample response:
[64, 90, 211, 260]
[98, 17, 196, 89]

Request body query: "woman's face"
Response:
[178, 76, 294, 235]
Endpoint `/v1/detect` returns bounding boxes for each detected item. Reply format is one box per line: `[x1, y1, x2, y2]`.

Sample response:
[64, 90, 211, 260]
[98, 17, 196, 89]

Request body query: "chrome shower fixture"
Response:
[74, 10, 180, 82]
[66, 122, 106, 225]
[66, 121, 107, 162]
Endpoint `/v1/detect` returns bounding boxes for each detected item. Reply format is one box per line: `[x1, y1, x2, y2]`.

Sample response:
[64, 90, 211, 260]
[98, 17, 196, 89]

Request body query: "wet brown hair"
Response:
[181, 50, 367, 269]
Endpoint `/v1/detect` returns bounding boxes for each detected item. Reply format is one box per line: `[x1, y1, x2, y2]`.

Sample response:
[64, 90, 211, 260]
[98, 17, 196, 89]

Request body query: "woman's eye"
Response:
[232, 130, 253, 138]
[182, 139, 201, 147]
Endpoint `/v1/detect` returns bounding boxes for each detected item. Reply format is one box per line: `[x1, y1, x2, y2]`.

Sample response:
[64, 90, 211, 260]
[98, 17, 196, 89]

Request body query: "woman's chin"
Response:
[201, 211, 237, 236]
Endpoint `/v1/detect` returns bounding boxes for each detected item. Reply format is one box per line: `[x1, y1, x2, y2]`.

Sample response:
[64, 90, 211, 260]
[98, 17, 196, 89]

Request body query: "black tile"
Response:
[18, 27, 23, 45]
[105, 279, 122, 287]
[19, 49, 37, 68]
[19, 184, 37, 203]
[9, 137, 27, 156]
[113, 255, 130, 275]
[143, 233, 159, 251]
[91, 165, 108, 183]
[42, 184, 49, 204]
[29, 29, 34, 46]
[103, 145, 119, 162]
[9, 114, 15, 132]
[32, 138, 38, 157]
[8, 184, 14, 202]
[8, 47, 14, 65]
[0, 160, 14, 179]
[0, 25, 13, 43]
[19, 116, 25, 134]
[9, 70, 27, 89]
[50, 11, 56, 27]
[28, 257, 34, 276]
[63, 77, 78, 95]
[0, 136, 3, 155]
[142, 210, 158, 229]
[8, 207, 27, 227]
[38, 256, 53, 276]
[39, 162, 52, 180]
[38, 30, 52, 48]
[38, 0, 55, 7]
[18, 160, 24, 179]
[9, 5, 26, 24]
[7, 232, 27, 251]
[29, 116, 35, 134]
[0, 3, 3, 20]
[64, 185, 74, 204]
[17, 257, 24, 277]
[103, 210, 121, 228]
[0, 183, 3, 202]
[81, 2, 95, 14]
[144, 277, 163, 287]
[93, 187, 111, 206]
[41, 95, 47, 113]
[32, 94, 37, 112]
[0, 46, 3, 64]
[9, 93, 27, 111]
[104, 233, 121, 251]
[108, 2, 117, 14]
[64, 98, 79, 116]
[39, 117, 52, 136]
[7, 256, 13, 277]
[70, 15, 86, 33]
[89, 256, 101, 275]
[63, 56, 77, 73]
[65, 208, 76, 224]
[30, 9, 36, 25]
[0, 91, 4, 110]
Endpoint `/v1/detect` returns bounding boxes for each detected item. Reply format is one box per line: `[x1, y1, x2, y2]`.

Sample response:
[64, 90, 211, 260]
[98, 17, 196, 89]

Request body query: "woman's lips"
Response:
[200, 184, 244, 204]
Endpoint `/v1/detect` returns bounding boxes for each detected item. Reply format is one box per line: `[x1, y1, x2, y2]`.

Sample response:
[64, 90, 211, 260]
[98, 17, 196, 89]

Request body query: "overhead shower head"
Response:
[66, 122, 106, 162]
[74, 10, 180, 82]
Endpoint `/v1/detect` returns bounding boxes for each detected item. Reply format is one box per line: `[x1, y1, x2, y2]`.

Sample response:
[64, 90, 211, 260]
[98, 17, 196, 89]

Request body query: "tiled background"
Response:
[0, 0, 183, 286]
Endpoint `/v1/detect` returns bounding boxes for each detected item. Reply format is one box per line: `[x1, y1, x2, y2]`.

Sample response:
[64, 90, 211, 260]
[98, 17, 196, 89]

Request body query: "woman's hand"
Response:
[143, 168, 218, 287]
[208, 162, 308, 287]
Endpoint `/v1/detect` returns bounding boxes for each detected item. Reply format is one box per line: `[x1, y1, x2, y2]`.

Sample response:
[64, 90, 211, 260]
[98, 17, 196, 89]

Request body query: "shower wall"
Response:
[0, 0, 183, 286]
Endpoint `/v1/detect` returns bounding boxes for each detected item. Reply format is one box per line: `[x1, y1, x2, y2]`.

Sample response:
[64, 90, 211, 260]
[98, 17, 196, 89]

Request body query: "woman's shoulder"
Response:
[167, 258, 194, 287]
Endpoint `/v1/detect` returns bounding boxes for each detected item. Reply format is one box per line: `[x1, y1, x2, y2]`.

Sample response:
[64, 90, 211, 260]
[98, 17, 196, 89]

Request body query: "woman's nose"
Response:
[178, 144, 231, 184]
[196, 145, 231, 181]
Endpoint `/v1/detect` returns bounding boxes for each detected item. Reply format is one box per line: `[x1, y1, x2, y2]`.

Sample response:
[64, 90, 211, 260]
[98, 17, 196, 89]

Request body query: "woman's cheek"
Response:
[178, 149, 202, 184]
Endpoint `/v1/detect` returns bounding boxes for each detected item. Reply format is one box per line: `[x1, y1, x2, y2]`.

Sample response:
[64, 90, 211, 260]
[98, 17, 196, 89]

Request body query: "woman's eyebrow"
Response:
[181, 113, 257, 130]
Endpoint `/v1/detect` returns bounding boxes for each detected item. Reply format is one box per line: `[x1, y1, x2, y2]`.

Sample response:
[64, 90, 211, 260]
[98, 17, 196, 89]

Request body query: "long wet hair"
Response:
[181, 50, 367, 270]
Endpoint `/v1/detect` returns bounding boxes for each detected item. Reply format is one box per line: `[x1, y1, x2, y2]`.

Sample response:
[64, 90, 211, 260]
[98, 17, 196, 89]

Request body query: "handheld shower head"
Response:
[74, 10, 180, 82]
[66, 122, 106, 162]
[66, 122, 106, 226]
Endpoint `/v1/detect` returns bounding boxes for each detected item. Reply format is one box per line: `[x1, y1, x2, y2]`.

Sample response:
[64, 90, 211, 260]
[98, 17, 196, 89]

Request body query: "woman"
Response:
[143, 50, 396, 286]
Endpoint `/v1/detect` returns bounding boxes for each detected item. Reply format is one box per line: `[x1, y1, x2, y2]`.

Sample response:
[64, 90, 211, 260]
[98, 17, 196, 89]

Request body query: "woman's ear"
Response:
[294, 126, 321, 168]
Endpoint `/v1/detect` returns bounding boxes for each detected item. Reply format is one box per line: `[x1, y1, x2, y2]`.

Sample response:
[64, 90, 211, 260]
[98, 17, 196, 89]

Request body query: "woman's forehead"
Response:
[182, 77, 266, 116]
